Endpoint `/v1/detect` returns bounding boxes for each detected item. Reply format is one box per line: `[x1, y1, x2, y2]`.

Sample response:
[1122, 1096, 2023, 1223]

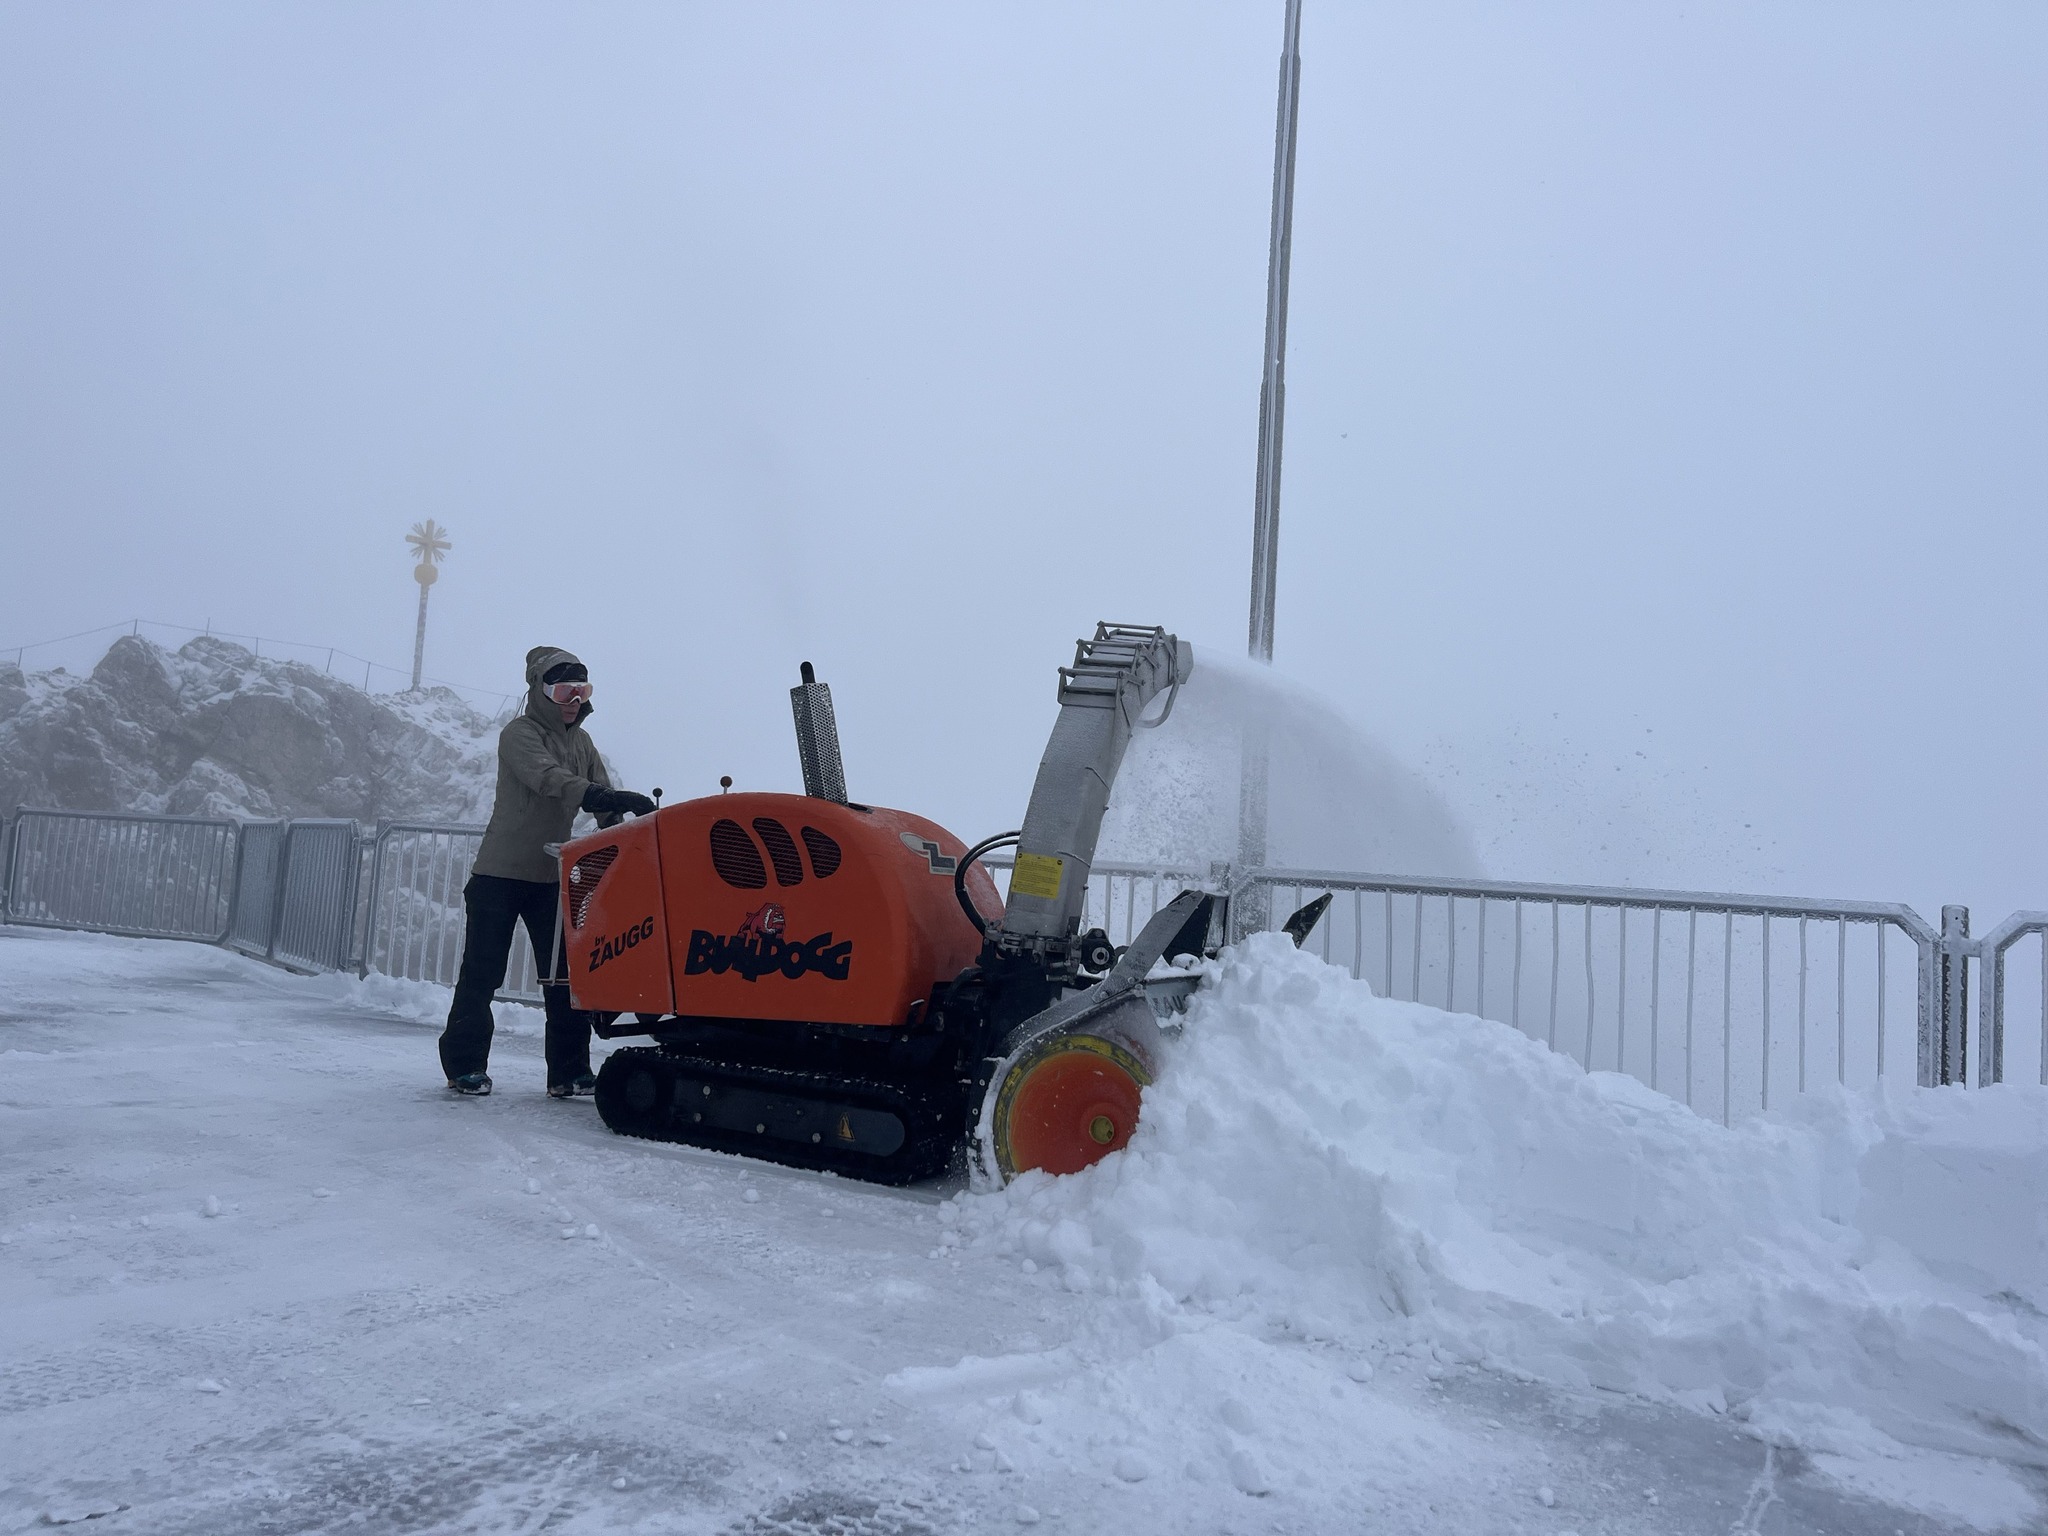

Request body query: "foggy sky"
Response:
[4, 2, 2045, 922]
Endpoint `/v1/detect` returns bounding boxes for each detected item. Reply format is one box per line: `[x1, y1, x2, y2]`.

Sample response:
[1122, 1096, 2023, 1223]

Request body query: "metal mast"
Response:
[1238, 0, 1303, 903]
[405, 520, 451, 692]
[1247, 0, 1302, 665]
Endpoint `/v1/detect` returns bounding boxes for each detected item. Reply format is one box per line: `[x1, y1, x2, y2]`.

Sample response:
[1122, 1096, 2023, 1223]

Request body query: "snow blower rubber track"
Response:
[594, 1045, 960, 1185]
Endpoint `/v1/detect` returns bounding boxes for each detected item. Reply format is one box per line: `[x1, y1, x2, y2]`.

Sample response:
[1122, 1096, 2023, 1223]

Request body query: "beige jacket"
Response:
[471, 646, 617, 884]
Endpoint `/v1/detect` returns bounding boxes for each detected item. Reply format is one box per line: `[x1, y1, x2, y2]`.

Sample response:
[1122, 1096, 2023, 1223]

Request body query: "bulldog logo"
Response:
[736, 903, 785, 944]
[685, 904, 853, 983]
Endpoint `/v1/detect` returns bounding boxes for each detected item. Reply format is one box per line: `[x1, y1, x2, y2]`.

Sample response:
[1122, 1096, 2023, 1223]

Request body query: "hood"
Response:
[524, 645, 592, 732]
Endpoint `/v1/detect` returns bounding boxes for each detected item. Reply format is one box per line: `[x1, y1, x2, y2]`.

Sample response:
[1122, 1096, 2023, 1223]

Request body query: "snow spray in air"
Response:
[1097, 653, 1480, 879]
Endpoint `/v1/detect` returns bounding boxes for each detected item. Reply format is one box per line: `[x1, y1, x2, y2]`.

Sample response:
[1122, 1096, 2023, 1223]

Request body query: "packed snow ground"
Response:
[2, 925, 2042, 1535]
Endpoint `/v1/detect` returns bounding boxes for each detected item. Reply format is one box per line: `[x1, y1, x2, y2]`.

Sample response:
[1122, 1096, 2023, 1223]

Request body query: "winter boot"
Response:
[548, 1073, 598, 1099]
[447, 1072, 493, 1096]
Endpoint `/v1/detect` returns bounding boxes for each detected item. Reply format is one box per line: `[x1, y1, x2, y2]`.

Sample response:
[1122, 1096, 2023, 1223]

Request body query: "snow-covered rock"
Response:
[0, 635, 499, 822]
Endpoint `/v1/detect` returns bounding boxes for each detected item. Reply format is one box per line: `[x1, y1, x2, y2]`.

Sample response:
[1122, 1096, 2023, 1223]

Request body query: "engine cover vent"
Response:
[566, 845, 619, 929]
[752, 817, 806, 887]
[801, 826, 842, 879]
[709, 818, 768, 889]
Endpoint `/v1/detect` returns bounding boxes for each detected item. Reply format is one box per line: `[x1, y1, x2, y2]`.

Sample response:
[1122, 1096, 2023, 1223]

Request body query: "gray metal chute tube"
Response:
[997, 625, 1193, 943]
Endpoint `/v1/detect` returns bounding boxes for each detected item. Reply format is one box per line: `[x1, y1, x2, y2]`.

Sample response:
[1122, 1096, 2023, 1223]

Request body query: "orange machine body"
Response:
[560, 792, 1001, 1028]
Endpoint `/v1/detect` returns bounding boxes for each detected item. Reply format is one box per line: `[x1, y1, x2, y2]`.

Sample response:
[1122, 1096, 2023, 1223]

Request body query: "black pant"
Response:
[439, 874, 593, 1089]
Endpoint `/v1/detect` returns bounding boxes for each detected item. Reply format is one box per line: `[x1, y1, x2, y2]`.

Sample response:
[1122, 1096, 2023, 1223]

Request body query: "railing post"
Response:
[359, 826, 389, 979]
[265, 822, 295, 963]
[0, 810, 14, 923]
[1933, 905, 1970, 1087]
[341, 824, 367, 973]
[1208, 860, 1248, 944]
[1978, 933, 2004, 1089]
[1222, 862, 1269, 944]
[1230, 853, 1271, 940]
[226, 822, 253, 950]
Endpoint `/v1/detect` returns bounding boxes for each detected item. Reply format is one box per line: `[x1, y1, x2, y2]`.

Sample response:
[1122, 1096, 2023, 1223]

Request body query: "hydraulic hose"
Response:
[955, 831, 1021, 937]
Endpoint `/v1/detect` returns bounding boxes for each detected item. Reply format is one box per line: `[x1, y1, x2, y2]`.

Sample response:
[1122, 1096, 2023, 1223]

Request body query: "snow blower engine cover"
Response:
[559, 793, 1002, 1028]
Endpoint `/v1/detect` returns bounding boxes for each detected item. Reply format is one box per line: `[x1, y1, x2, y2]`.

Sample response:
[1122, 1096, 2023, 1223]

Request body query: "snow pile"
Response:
[12, 925, 2037, 1531]
[301, 967, 543, 1037]
[942, 934, 2048, 1475]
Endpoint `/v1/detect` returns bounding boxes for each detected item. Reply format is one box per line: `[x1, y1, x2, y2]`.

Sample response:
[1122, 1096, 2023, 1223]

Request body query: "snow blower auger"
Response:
[563, 624, 1321, 1186]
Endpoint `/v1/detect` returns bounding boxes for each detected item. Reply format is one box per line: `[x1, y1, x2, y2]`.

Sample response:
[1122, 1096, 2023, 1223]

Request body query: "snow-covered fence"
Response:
[226, 820, 286, 955]
[0, 808, 368, 974]
[992, 856, 1959, 1117]
[975, 855, 2017, 1111]
[270, 820, 363, 973]
[991, 856, 1966, 1122]
[1239, 869, 1974, 1119]
[0, 808, 545, 1000]
[978, 856, 1213, 952]
[359, 822, 542, 1001]
[1971, 911, 2048, 1090]
[1, 808, 241, 943]
[215, 816, 366, 975]
[6, 807, 2037, 1112]
[360, 822, 480, 989]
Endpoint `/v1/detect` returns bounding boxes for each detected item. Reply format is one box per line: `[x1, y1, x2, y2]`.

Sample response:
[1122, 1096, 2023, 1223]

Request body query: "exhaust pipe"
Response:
[790, 661, 848, 804]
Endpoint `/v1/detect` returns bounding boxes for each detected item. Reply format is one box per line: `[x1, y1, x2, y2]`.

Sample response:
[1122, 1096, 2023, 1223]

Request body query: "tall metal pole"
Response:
[411, 578, 432, 691]
[1248, 0, 1302, 666]
[405, 520, 451, 694]
[1237, 0, 1304, 918]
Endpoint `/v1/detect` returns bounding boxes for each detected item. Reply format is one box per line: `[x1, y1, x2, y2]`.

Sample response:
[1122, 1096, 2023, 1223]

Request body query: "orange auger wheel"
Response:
[983, 1026, 1153, 1181]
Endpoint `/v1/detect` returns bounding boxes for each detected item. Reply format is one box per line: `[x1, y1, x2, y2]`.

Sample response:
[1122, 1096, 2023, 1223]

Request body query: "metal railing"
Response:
[1, 808, 241, 943]
[979, 856, 1214, 951]
[1241, 868, 1939, 1123]
[270, 820, 363, 973]
[0, 807, 546, 1001]
[360, 822, 540, 1001]
[7, 805, 2044, 1114]
[1973, 911, 2048, 1088]
[227, 819, 287, 956]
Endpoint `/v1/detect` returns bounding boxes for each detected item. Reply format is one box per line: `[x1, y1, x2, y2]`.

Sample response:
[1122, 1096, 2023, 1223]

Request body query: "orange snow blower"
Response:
[558, 625, 1297, 1186]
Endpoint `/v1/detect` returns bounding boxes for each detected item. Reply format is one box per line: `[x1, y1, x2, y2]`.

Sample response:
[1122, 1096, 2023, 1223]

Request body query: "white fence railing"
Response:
[979, 856, 1213, 953]
[227, 820, 286, 955]
[361, 822, 541, 1002]
[3, 809, 241, 942]
[4, 807, 2038, 1115]
[1972, 911, 2048, 1090]
[1241, 869, 1939, 1125]
[271, 820, 364, 974]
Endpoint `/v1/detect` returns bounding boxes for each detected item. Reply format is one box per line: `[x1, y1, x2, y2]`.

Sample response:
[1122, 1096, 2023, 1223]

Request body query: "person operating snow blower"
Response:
[440, 646, 656, 1098]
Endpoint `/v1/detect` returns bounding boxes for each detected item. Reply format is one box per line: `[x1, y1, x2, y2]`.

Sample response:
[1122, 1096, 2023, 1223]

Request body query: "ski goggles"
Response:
[545, 681, 593, 704]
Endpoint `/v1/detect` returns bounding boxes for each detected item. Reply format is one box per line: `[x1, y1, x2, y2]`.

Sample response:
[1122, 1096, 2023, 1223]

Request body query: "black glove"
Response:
[581, 784, 657, 818]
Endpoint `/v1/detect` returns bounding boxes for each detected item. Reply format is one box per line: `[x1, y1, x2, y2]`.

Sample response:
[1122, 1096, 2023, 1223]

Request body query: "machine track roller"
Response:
[594, 1046, 672, 1139]
[595, 1046, 958, 1185]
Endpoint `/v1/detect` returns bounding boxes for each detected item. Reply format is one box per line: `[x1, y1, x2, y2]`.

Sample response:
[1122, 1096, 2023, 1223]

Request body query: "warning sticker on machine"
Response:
[1009, 852, 1065, 900]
